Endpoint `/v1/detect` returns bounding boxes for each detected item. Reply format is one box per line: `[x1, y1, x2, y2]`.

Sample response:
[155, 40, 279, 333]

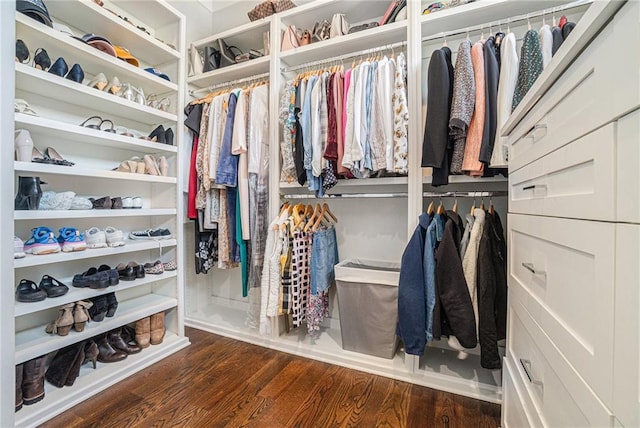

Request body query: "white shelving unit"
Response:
[11, 1, 189, 425]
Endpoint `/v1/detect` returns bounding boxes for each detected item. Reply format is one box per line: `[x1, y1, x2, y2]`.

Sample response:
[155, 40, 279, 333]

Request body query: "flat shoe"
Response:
[16, 279, 47, 302]
[38, 275, 69, 298]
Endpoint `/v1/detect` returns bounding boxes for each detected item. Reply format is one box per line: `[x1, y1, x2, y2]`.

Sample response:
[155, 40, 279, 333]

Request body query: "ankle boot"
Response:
[45, 342, 83, 388]
[135, 317, 151, 348]
[45, 303, 74, 336]
[83, 340, 99, 369]
[73, 300, 93, 332]
[96, 334, 127, 363]
[15, 364, 23, 412]
[15, 176, 43, 210]
[22, 356, 46, 405]
[108, 328, 141, 354]
[150, 312, 165, 345]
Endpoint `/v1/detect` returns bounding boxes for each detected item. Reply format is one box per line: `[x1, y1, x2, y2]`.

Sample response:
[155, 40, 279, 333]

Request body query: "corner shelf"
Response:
[15, 64, 177, 126]
[44, 0, 181, 66]
[15, 332, 189, 428]
[187, 56, 270, 89]
[14, 239, 177, 269]
[15, 209, 177, 221]
[15, 293, 178, 364]
[15, 114, 178, 155]
[14, 161, 177, 184]
[15, 271, 178, 317]
[16, 13, 178, 96]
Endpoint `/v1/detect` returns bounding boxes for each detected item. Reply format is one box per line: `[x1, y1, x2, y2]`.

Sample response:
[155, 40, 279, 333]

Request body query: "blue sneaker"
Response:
[57, 227, 87, 252]
[24, 227, 61, 255]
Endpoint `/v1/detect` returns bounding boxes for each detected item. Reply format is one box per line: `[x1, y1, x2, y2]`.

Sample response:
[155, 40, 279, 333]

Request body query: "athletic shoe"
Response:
[104, 226, 125, 247]
[57, 227, 87, 252]
[24, 227, 61, 255]
[14, 236, 25, 259]
[129, 228, 171, 240]
[85, 227, 107, 249]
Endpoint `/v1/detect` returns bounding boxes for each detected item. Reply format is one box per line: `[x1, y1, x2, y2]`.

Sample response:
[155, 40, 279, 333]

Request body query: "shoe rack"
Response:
[10, 1, 189, 426]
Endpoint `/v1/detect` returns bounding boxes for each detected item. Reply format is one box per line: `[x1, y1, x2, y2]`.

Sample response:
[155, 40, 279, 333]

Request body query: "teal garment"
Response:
[236, 193, 249, 297]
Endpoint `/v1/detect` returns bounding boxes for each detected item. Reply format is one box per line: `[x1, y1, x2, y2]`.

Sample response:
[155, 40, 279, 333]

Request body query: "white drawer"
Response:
[508, 2, 640, 173]
[509, 123, 615, 221]
[502, 356, 543, 428]
[508, 214, 615, 406]
[617, 109, 640, 224]
[507, 298, 614, 427]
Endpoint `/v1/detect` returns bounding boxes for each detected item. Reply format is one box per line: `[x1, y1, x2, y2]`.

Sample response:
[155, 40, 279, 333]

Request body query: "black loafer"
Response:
[16, 279, 47, 302]
[115, 262, 136, 281]
[72, 268, 110, 289]
[39, 275, 69, 297]
[98, 264, 120, 286]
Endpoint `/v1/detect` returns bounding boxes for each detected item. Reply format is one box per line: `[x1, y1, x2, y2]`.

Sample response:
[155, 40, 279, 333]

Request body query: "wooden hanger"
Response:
[452, 196, 458, 214]
[436, 197, 446, 216]
[426, 200, 435, 215]
[470, 198, 476, 215]
[322, 203, 338, 223]
[480, 197, 485, 211]
[304, 203, 322, 232]
[488, 197, 495, 215]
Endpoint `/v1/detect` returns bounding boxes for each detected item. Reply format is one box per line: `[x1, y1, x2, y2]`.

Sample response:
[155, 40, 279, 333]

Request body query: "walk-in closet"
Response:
[1, 0, 639, 426]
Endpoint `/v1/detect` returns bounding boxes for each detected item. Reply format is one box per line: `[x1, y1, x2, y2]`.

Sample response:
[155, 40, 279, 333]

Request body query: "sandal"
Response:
[14, 99, 38, 116]
[15, 279, 47, 302]
[100, 119, 116, 133]
[39, 275, 69, 298]
[45, 303, 75, 336]
[33, 48, 51, 71]
[45, 147, 74, 166]
[16, 39, 30, 64]
[80, 115, 104, 130]
[31, 147, 56, 164]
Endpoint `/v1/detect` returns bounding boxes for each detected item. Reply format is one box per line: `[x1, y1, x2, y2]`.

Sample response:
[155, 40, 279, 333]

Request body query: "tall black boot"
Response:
[16, 364, 23, 412]
[22, 356, 46, 405]
[14, 176, 43, 210]
[45, 343, 82, 388]
[64, 341, 86, 387]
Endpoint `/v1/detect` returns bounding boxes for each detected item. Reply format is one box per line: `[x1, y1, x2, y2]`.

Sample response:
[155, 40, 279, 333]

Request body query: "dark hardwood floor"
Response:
[41, 327, 501, 427]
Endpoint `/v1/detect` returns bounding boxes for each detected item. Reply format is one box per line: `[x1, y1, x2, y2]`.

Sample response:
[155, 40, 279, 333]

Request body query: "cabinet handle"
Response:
[520, 359, 544, 388]
[522, 262, 546, 278]
[524, 124, 547, 143]
[522, 184, 548, 192]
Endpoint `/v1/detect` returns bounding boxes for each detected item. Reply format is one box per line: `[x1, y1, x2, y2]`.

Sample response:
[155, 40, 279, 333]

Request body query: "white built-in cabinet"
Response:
[6, 1, 190, 426]
[500, 1, 639, 426]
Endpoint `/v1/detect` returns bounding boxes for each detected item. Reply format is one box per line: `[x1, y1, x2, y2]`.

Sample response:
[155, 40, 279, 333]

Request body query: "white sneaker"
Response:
[105, 226, 125, 247]
[85, 227, 108, 249]
[14, 236, 25, 259]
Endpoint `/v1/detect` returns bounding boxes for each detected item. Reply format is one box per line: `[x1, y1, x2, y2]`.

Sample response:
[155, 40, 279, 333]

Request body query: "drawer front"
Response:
[508, 2, 640, 172]
[617, 109, 640, 224]
[510, 124, 615, 221]
[503, 353, 542, 428]
[508, 214, 615, 405]
[508, 298, 613, 427]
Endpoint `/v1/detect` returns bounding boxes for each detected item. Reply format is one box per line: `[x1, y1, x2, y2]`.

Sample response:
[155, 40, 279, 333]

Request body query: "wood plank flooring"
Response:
[41, 328, 501, 427]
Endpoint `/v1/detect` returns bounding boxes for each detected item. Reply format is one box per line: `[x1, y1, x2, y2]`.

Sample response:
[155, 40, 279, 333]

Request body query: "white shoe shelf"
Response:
[10, 1, 188, 426]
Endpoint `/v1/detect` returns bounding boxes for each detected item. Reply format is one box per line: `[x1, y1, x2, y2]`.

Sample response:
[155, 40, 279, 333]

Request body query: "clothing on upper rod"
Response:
[421, 13, 576, 183]
[280, 51, 409, 197]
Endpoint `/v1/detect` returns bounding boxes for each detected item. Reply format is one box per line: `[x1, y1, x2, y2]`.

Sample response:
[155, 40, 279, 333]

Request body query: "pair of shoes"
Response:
[143, 154, 169, 176]
[31, 147, 74, 166]
[135, 311, 165, 348]
[15, 176, 44, 211]
[58, 227, 87, 252]
[85, 226, 125, 248]
[48, 57, 84, 83]
[45, 300, 92, 335]
[116, 261, 145, 280]
[117, 83, 145, 105]
[80, 115, 116, 133]
[17, 130, 73, 165]
[23, 226, 60, 255]
[163, 259, 178, 271]
[129, 228, 171, 240]
[86, 73, 121, 94]
[15, 275, 69, 302]
[148, 125, 174, 146]
[146, 94, 171, 112]
[15, 39, 51, 71]
[44, 340, 98, 389]
[144, 260, 164, 275]
[97, 332, 127, 363]
[88, 292, 118, 322]
[123, 196, 143, 209]
[72, 265, 118, 289]
[16, 355, 47, 411]
[89, 196, 123, 209]
[14, 236, 26, 259]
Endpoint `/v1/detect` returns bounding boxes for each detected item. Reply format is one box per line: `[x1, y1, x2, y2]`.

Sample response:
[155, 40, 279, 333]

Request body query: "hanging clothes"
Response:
[449, 41, 475, 175]
[512, 29, 544, 111]
[461, 41, 486, 176]
[479, 36, 499, 165]
[491, 32, 518, 168]
[539, 24, 553, 68]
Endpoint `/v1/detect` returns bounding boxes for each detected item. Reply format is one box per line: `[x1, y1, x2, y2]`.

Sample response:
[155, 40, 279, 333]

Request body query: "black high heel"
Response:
[48, 57, 68, 77]
[164, 128, 174, 146]
[33, 48, 51, 71]
[66, 63, 84, 83]
[148, 125, 165, 144]
[14, 176, 44, 210]
[15, 40, 30, 64]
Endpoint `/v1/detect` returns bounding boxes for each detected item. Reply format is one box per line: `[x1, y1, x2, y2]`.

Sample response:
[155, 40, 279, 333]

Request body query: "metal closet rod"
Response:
[189, 71, 271, 96]
[421, 0, 591, 43]
[281, 40, 407, 73]
[281, 191, 508, 199]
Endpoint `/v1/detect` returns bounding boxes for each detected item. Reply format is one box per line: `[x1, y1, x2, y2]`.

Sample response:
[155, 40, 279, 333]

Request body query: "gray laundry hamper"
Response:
[334, 259, 401, 359]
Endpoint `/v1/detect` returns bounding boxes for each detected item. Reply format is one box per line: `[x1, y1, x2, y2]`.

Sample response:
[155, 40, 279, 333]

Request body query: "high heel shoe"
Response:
[83, 340, 99, 369]
[164, 128, 174, 146]
[45, 147, 74, 166]
[14, 176, 44, 210]
[48, 57, 69, 78]
[117, 83, 134, 101]
[104, 76, 121, 95]
[148, 125, 165, 144]
[132, 85, 145, 105]
[14, 129, 34, 162]
[45, 303, 75, 336]
[16, 39, 30, 64]
[73, 300, 93, 332]
[66, 63, 84, 83]
[33, 48, 51, 71]
[87, 72, 108, 91]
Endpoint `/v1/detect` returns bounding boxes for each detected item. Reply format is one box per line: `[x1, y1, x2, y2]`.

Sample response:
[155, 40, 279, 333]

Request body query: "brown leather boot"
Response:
[15, 364, 23, 412]
[150, 312, 165, 345]
[22, 356, 46, 405]
[108, 328, 141, 354]
[96, 334, 127, 363]
[135, 317, 150, 348]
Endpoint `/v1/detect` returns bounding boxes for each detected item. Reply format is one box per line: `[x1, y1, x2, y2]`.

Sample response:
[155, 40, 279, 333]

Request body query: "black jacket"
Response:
[479, 37, 499, 164]
[434, 211, 477, 348]
[477, 210, 508, 369]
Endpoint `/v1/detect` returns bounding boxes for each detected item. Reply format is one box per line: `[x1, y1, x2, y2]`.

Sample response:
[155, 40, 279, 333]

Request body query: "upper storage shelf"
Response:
[45, 0, 180, 67]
